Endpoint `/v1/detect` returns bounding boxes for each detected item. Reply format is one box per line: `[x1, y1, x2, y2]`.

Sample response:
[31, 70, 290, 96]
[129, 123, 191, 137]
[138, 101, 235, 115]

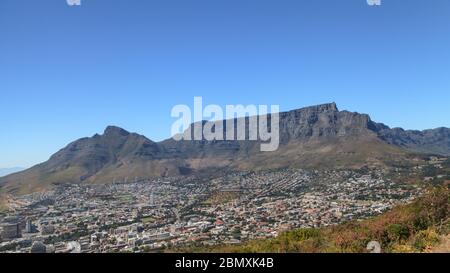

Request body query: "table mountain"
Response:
[1, 103, 449, 194]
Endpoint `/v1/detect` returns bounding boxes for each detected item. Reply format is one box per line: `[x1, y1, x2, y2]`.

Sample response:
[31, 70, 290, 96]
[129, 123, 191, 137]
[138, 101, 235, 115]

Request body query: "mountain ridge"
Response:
[1, 103, 449, 195]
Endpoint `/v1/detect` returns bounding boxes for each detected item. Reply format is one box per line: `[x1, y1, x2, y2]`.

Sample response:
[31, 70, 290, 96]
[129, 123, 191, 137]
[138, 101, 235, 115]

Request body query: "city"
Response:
[3, 157, 445, 253]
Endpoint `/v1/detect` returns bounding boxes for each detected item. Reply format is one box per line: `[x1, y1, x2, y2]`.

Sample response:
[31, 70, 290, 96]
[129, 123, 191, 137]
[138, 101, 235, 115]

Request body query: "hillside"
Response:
[176, 186, 450, 253]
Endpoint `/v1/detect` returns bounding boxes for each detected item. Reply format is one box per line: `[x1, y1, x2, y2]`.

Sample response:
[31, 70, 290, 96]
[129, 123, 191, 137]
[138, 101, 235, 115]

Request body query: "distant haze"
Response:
[0, 167, 25, 178]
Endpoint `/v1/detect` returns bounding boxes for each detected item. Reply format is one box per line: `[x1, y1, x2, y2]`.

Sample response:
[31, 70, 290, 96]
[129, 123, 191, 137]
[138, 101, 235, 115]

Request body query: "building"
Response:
[25, 219, 33, 233]
[1, 223, 21, 240]
[30, 241, 47, 253]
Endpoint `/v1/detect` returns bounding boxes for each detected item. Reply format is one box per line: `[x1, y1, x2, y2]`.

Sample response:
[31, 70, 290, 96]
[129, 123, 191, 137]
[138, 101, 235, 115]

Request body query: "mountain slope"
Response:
[1, 103, 448, 195]
[375, 126, 450, 156]
[177, 186, 450, 253]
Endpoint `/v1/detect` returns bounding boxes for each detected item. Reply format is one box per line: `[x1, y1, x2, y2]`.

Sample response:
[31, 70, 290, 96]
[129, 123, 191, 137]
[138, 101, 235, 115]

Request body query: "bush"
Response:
[385, 224, 410, 243]
[281, 228, 321, 241]
[391, 244, 415, 253]
[412, 228, 440, 251]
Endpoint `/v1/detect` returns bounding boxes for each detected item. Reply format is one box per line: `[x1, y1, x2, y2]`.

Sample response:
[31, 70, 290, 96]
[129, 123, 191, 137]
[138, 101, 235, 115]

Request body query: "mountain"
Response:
[0, 167, 25, 178]
[1, 103, 449, 195]
[374, 125, 450, 156]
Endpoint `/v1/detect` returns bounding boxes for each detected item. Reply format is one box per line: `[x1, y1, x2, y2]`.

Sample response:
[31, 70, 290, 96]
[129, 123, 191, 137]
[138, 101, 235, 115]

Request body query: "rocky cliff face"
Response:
[1, 103, 448, 194]
[162, 102, 375, 150]
[374, 126, 450, 156]
[277, 103, 375, 143]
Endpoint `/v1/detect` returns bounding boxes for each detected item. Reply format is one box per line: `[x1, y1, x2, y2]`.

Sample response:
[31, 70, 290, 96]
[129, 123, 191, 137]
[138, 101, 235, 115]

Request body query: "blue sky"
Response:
[1, 0, 449, 168]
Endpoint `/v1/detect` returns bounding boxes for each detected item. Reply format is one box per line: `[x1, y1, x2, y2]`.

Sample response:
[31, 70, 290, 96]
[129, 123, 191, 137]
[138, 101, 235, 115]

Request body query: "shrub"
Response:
[385, 224, 410, 243]
[391, 244, 415, 253]
[412, 228, 440, 251]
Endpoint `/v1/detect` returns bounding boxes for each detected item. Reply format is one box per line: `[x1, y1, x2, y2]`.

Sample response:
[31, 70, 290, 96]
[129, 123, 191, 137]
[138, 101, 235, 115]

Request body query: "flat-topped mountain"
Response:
[1, 103, 449, 194]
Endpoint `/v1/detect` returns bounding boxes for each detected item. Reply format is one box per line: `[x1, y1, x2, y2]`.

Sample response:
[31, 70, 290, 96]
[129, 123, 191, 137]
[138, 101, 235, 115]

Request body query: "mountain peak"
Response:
[103, 126, 130, 136]
[291, 102, 338, 113]
[316, 102, 338, 112]
[2, 103, 450, 195]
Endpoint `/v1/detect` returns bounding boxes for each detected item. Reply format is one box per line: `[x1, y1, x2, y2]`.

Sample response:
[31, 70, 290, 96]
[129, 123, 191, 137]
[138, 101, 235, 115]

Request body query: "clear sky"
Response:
[1, 0, 449, 168]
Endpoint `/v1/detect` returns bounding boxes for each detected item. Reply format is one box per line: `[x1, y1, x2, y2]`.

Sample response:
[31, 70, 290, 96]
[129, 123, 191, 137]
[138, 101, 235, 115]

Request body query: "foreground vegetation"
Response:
[178, 185, 449, 253]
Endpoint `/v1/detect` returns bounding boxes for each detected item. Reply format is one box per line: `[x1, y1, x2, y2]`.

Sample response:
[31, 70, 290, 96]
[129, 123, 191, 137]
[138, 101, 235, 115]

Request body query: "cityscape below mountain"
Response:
[0, 103, 449, 253]
[1, 103, 449, 195]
